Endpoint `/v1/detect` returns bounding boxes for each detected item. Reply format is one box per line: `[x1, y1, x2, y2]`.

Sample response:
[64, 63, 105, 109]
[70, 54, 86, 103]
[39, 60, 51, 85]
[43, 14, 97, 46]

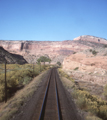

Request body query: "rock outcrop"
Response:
[0, 47, 27, 64]
[74, 35, 107, 44]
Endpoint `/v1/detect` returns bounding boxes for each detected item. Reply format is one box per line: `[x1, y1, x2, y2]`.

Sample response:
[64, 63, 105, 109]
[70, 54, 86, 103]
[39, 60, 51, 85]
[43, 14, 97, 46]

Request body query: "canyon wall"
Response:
[0, 39, 91, 63]
[0, 35, 107, 63]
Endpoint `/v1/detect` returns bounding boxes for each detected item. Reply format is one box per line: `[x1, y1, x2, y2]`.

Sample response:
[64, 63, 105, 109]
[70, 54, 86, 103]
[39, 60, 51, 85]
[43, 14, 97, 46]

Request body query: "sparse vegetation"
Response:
[58, 68, 74, 82]
[57, 61, 61, 66]
[103, 84, 107, 99]
[86, 115, 102, 120]
[0, 64, 48, 102]
[89, 49, 92, 52]
[104, 44, 107, 48]
[58, 68, 107, 120]
[73, 52, 76, 54]
[92, 50, 98, 55]
[74, 67, 79, 70]
[89, 49, 98, 56]
[37, 56, 51, 63]
[0, 70, 48, 120]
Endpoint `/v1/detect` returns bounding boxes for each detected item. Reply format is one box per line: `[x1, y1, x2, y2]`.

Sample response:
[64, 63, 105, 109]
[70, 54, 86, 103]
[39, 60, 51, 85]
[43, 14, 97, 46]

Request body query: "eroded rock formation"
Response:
[0, 35, 107, 64]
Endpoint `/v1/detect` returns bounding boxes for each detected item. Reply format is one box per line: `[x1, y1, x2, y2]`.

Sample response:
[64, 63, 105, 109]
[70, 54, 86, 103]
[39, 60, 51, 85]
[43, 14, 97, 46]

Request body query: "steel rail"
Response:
[55, 72, 62, 120]
[38, 69, 52, 120]
[38, 68, 62, 120]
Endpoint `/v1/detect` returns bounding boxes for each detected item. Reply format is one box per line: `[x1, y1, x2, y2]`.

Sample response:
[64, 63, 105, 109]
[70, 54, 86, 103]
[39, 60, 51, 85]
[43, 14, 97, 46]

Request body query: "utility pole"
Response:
[33, 63, 34, 76]
[40, 61, 41, 72]
[5, 61, 7, 103]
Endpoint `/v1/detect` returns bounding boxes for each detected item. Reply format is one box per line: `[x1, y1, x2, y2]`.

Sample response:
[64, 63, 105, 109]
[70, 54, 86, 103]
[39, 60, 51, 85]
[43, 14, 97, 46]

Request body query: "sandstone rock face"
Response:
[74, 35, 107, 44]
[63, 53, 107, 72]
[62, 50, 107, 85]
[0, 40, 92, 63]
[0, 35, 107, 64]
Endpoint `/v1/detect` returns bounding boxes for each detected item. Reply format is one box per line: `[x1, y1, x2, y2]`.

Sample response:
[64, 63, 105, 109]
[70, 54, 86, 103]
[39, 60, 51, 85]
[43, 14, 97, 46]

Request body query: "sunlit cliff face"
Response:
[0, 35, 107, 63]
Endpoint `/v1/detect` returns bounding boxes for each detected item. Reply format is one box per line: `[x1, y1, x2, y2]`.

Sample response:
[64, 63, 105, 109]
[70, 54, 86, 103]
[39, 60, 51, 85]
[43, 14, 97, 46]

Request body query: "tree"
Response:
[37, 56, 51, 63]
[57, 61, 61, 66]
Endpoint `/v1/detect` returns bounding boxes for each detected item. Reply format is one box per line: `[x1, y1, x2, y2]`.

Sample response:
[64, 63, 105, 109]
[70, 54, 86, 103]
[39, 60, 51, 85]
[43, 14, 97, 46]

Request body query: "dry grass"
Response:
[58, 68, 107, 120]
[0, 64, 48, 102]
[86, 115, 102, 120]
[0, 70, 48, 120]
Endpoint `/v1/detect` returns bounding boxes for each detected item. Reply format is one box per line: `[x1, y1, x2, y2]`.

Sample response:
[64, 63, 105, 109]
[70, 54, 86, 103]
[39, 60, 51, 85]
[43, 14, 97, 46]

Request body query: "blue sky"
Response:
[0, 0, 107, 41]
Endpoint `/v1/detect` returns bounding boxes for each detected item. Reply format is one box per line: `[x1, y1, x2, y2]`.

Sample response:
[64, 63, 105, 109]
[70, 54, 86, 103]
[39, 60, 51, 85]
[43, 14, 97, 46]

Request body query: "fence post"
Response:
[5, 61, 7, 103]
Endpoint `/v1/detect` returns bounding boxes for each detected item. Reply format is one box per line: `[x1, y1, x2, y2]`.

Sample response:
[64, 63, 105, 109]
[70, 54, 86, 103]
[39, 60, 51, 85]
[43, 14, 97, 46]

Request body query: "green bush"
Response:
[37, 56, 51, 63]
[57, 61, 61, 66]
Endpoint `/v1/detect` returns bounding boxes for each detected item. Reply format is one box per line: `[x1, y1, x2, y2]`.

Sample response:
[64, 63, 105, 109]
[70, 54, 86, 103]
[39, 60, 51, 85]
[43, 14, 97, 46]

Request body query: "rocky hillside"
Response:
[62, 47, 107, 85]
[0, 35, 107, 64]
[0, 47, 27, 64]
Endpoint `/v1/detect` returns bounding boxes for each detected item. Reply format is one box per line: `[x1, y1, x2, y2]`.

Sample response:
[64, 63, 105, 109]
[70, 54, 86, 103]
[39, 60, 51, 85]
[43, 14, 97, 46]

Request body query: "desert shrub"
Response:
[103, 84, 107, 99]
[73, 52, 76, 54]
[0, 64, 49, 102]
[86, 115, 102, 120]
[37, 56, 51, 63]
[89, 49, 92, 52]
[0, 84, 5, 101]
[72, 89, 78, 98]
[98, 105, 107, 120]
[23, 76, 32, 85]
[92, 50, 98, 56]
[104, 44, 107, 48]
[89, 49, 98, 56]
[76, 97, 87, 109]
[58, 69, 74, 82]
[74, 89, 107, 119]
[58, 68, 107, 119]
[74, 67, 79, 70]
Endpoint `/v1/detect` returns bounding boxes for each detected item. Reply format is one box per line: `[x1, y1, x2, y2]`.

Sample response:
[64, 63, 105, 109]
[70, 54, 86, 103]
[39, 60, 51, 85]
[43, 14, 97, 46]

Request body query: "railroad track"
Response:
[12, 68, 83, 120]
[38, 68, 62, 120]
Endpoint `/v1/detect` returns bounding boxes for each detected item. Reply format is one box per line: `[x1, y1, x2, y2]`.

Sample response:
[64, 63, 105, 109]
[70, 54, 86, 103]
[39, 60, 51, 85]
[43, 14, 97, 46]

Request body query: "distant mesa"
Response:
[73, 35, 107, 44]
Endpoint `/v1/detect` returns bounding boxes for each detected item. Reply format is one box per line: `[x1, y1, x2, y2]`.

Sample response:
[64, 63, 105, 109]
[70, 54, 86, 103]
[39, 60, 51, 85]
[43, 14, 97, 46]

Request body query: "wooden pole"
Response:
[40, 61, 41, 72]
[33, 63, 34, 76]
[5, 61, 7, 103]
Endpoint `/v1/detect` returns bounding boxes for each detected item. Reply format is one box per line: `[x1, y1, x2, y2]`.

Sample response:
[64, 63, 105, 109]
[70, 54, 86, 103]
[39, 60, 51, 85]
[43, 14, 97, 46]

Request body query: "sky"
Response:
[0, 0, 107, 41]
